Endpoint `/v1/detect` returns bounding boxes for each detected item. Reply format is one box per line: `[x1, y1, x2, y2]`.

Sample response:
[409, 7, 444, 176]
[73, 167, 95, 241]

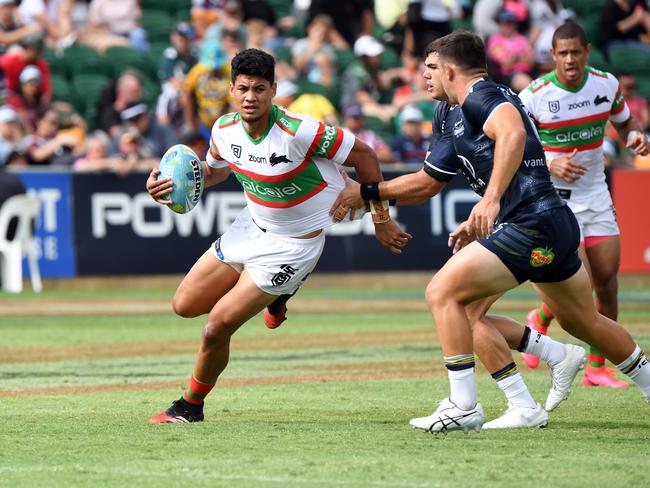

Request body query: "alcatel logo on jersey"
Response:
[241, 180, 302, 198]
[555, 126, 603, 143]
[568, 100, 591, 110]
[249, 154, 268, 164]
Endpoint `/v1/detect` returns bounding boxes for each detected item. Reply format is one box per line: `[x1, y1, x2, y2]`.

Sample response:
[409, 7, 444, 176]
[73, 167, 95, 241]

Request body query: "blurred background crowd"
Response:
[0, 0, 648, 174]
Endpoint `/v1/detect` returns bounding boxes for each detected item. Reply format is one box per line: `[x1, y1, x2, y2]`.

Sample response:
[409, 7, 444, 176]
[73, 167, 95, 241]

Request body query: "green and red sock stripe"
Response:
[183, 375, 215, 405]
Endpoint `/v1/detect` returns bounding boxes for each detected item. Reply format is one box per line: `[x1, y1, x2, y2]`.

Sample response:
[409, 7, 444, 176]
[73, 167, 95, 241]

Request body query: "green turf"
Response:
[1, 277, 649, 487]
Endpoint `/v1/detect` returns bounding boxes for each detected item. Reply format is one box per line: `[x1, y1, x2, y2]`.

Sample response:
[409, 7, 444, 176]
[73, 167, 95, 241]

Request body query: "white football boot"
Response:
[545, 344, 587, 411]
[409, 398, 484, 434]
[483, 402, 548, 429]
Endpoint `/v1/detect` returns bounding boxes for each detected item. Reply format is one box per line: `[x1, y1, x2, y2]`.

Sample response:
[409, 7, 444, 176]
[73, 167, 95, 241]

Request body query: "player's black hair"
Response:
[231, 48, 275, 84]
[552, 22, 589, 48]
[424, 31, 487, 74]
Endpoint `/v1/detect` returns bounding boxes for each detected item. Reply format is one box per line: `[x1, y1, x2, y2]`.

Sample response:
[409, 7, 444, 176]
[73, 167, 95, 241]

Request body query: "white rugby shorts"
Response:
[211, 207, 325, 295]
[566, 190, 619, 240]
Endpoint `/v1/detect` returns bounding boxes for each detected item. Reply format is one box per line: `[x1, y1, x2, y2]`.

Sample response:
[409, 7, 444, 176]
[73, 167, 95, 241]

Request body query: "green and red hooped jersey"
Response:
[519, 67, 630, 203]
[206, 105, 355, 236]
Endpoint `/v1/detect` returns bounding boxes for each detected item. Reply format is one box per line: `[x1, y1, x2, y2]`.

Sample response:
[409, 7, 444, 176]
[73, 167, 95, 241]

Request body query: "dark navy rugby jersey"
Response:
[424, 78, 564, 223]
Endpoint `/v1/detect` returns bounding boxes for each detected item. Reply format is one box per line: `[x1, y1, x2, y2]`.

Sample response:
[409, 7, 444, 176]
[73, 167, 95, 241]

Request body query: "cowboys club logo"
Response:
[548, 100, 560, 113]
[231, 144, 242, 158]
[271, 264, 297, 286]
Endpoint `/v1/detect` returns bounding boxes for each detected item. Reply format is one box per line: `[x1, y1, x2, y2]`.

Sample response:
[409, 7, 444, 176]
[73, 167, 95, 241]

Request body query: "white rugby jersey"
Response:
[519, 67, 630, 204]
[206, 105, 355, 236]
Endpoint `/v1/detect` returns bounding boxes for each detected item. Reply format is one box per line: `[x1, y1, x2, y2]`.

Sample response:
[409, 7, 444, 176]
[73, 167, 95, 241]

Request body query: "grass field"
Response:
[1, 273, 649, 487]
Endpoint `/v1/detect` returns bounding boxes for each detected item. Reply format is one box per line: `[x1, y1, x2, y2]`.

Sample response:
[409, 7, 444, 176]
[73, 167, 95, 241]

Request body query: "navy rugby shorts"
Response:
[479, 204, 582, 284]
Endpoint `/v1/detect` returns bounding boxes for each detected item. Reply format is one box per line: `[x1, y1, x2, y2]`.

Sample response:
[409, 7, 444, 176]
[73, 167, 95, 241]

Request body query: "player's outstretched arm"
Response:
[202, 162, 231, 188]
[338, 138, 413, 254]
[613, 117, 650, 156]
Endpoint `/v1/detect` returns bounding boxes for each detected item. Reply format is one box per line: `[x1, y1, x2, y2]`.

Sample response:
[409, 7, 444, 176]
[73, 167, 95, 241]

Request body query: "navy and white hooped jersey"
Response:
[424, 78, 564, 223]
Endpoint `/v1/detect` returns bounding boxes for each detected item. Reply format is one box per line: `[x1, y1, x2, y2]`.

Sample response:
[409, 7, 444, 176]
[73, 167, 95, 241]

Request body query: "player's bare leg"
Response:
[466, 296, 548, 428]
[535, 265, 650, 402]
[172, 249, 241, 318]
[410, 243, 518, 433]
[581, 236, 628, 387]
[150, 253, 279, 424]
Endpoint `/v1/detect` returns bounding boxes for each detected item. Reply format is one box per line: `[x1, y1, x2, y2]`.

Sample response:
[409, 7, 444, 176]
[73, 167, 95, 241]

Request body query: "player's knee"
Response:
[172, 293, 201, 318]
[202, 316, 237, 348]
[425, 279, 447, 310]
[594, 274, 618, 302]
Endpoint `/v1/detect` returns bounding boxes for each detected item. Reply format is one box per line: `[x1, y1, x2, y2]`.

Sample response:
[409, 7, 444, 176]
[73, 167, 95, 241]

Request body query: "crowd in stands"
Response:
[0, 0, 648, 171]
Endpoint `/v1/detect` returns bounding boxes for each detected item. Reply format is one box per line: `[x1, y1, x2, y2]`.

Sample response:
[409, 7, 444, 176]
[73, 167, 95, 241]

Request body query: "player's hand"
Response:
[625, 130, 650, 156]
[374, 219, 412, 254]
[448, 221, 475, 254]
[549, 148, 586, 183]
[146, 168, 172, 205]
[467, 197, 500, 239]
[330, 172, 364, 222]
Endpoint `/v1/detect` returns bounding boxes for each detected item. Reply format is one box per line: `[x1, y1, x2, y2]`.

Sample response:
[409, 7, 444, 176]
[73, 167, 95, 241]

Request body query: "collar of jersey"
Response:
[240, 105, 278, 145]
[549, 68, 589, 93]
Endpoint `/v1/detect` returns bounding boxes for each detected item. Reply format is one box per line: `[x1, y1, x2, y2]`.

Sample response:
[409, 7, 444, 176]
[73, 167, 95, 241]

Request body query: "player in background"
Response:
[146, 48, 411, 424]
[518, 22, 649, 387]
[332, 31, 650, 433]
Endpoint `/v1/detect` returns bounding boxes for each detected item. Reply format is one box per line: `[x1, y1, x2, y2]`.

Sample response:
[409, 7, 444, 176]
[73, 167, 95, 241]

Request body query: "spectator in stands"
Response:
[77, 0, 148, 52]
[391, 61, 432, 113]
[23, 106, 78, 165]
[111, 128, 158, 175]
[274, 79, 339, 126]
[502, 0, 531, 33]
[341, 35, 409, 123]
[199, 0, 243, 65]
[241, 0, 277, 28]
[487, 9, 535, 92]
[17, 0, 74, 50]
[114, 101, 177, 159]
[619, 72, 650, 132]
[73, 129, 113, 172]
[191, 0, 226, 39]
[342, 103, 393, 163]
[0, 106, 26, 166]
[292, 15, 342, 88]
[95, 72, 142, 137]
[529, 0, 570, 73]
[0, 30, 51, 101]
[309, 0, 374, 48]
[181, 50, 231, 141]
[404, 0, 460, 60]
[0, 0, 42, 56]
[158, 23, 198, 84]
[6, 65, 48, 132]
[600, 0, 650, 54]
[156, 22, 198, 136]
[473, 0, 502, 40]
[391, 104, 428, 163]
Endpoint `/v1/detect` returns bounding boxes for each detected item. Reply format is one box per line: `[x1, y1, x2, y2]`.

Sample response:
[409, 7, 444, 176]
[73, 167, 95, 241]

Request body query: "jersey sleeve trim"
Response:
[206, 134, 229, 168]
[482, 102, 510, 132]
[423, 160, 456, 181]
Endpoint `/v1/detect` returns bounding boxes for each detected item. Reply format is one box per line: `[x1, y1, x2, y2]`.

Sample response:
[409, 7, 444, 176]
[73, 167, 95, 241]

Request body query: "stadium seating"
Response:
[104, 46, 153, 79]
[608, 45, 650, 77]
[141, 10, 175, 43]
[64, 44, 110, 77]
[71, 73, 110, 114]
[51, 74, 74, 105]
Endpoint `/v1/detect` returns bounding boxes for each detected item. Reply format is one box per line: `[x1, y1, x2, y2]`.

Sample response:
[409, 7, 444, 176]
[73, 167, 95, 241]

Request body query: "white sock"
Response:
[447, 367, 477, 411]
[524, 329, 566, 367]
[616, 345, 650, 400]
[493, 365, 536, 409]
[444, 354, 477, 410]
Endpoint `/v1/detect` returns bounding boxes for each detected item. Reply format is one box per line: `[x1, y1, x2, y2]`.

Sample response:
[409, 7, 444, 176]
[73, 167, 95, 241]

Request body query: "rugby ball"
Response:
[158, 144, 204, 214]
